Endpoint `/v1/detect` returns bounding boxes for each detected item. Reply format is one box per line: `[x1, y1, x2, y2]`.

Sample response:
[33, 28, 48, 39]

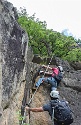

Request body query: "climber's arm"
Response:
[42, 65, 52, 70]
[25, 106, 44, 112]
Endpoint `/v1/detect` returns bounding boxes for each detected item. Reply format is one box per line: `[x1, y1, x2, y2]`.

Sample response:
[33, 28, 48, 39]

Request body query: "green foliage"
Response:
[16, 110, 30, 125]
[63, 48, 81, 62]
[17, 110, 25, 122]
[18, 7, 81, 62]
[18, 8, 49, 56]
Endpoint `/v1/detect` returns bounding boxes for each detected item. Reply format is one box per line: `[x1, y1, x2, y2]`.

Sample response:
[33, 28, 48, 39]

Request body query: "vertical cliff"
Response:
[0, 1, 30, 125]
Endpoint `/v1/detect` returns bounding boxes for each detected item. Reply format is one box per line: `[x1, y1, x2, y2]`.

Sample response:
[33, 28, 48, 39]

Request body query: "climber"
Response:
[35, 65, 64, 91]
[25, 90, 73, 125]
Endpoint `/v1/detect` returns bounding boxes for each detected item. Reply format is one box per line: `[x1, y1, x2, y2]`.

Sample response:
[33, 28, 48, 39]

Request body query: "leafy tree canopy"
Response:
[18, 7, 81, 62]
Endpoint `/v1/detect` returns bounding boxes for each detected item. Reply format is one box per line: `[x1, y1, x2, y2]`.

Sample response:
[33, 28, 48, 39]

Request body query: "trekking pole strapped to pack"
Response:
[52, 107, 55, 125]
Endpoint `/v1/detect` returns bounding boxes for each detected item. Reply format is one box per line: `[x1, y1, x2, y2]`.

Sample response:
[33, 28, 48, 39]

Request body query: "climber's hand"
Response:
[25, 106, 30, 111]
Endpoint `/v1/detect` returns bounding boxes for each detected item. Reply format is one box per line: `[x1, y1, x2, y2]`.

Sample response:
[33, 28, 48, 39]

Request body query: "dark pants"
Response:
[55, 121, 70, 125]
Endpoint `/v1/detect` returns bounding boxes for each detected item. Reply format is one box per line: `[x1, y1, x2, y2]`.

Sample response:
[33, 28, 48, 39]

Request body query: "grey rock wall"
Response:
[32, 55, 81, 125]
[0, 1, 30, 125]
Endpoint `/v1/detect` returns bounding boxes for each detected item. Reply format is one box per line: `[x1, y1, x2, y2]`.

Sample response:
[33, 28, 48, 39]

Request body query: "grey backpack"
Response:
[51, 100, 73, 125]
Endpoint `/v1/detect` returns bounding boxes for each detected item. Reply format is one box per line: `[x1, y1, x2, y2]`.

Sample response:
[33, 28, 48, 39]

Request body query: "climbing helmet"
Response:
[50, 90, 59, 98]
[58, 66, 63, 72]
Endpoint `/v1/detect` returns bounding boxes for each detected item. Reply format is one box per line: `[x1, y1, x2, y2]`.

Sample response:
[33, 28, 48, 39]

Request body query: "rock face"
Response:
[32, 56, 81, 125]
[0, 1, 30, 125]
[0, 1, 81, 125]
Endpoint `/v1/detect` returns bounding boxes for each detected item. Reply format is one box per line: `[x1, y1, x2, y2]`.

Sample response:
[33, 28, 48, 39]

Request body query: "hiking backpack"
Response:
[51, 100, 73, 125]
[54, 71, 63, 85]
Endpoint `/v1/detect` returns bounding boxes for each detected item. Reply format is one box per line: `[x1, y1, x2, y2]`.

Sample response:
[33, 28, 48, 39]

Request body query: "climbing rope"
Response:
[21, 55, 54, 124]
[27, 54, 54, 105]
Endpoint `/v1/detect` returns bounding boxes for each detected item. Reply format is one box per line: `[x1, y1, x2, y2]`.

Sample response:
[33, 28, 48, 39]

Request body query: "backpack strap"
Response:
[51, 100, 59, 125]
[52, 107, 55, 125]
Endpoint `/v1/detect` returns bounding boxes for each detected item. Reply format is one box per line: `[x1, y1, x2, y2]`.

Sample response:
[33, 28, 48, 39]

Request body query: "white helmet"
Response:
[50, 90, 59, 98]
[58, 66, 63, 72]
